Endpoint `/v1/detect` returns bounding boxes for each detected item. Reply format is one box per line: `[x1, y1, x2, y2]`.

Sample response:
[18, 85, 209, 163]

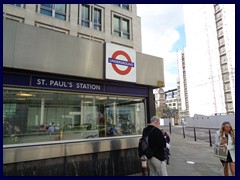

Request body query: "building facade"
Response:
[183, 4, 235, 117]
[177, 50, 189, 118]
[165, 89, 178, 110]
[3, 4, 142, 51]
[153, 88, 166, 118]
[3, 4, 164, 176]
[164, 89, 179, 124]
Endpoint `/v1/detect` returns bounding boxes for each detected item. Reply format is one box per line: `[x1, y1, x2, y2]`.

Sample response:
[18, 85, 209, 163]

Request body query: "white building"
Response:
[177, 50, 189, 118]
[183, 4, 235, 116]
[165, 89, 178, 110]
[154, 88, 165, 109]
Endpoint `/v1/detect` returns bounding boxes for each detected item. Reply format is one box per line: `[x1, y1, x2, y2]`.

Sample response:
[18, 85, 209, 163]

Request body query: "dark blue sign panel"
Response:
[31, 76, 103, 92]
[4, 73, 30, 86]
[105, 84, 147, 96]
[4, 72, 148, 96]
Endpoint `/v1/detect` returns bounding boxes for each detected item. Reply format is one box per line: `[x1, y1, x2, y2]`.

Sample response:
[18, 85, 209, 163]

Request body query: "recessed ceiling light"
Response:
[16, 93, 34, 97]
[84, 101, 92, 104]
[96, 97, 108, 100]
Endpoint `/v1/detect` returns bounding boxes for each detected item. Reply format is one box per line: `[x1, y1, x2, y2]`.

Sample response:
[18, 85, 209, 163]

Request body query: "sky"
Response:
[137, 4, 186, 91]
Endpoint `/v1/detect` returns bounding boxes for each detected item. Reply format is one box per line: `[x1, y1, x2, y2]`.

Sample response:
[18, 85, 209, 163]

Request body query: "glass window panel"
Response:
[55, 13, 66, 20]
[123, 33, 129, 39]
[93, 8, 101, 24]
[81, 21, 89, 27]
[41, 4, 53, 9]
[122, 4, 129, 10]
[55, 4, 66, 13]
[82, 5, 89, 21]
[94, 25, 101, 31]
[122, 19, 129, 33]
[3, 88, 146, 145]
[79, 5, 102, 31]
[11, 4, 21, 7]
[40, 9, 52, 17]
[114, 16, 120, 30]
[114, 31, 121, 37]
[93, 8, 101, 31]
[81, 5, 90, 27]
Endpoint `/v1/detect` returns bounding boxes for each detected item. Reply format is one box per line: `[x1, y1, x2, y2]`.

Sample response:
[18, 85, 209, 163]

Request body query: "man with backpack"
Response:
[139, 116, 167, 176]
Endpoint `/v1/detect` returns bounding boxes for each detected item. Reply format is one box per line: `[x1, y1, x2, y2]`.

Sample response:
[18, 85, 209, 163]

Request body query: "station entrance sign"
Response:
[105, 43, 136, 83]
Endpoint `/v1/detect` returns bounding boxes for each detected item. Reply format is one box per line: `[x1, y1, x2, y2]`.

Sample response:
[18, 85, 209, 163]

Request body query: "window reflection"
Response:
[3, 88, 146, 145]
[55, 4, 66, 13]
[113, 15, 130, 39]
[81, 5, 90, 27]
[81, 5, 102, 31]
[113, 4, 129, 10]
[10, 4, 22, 7]
[93, 8, 101, 30]
[41, 4, 53, 8]
[40, 4, 66, 20]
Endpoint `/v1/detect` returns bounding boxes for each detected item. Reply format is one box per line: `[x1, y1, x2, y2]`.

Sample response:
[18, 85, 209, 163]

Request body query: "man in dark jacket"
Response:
[142, 116, 167, 176]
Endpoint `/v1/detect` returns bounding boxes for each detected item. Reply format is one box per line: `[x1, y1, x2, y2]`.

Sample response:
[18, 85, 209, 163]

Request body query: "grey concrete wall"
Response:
[3, 148, 141, 176]
[185, 114, 235, 129]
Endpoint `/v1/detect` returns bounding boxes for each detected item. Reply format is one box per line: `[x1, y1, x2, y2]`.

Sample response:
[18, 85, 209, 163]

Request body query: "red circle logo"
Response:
[111, 50, 132, 75]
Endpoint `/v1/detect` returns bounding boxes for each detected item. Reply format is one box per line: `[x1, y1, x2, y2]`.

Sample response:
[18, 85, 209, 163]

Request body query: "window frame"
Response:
[80, 4, 103, 31]
[39, 4, 67, 21]
[113, 4, 130, 11]
[113, 14, 130, 39]
[81, 4, 90, 28]
[9, 4, 24, 8]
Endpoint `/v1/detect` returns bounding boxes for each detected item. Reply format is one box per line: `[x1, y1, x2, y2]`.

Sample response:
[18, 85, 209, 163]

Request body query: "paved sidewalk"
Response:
[130, 126, 224, 176]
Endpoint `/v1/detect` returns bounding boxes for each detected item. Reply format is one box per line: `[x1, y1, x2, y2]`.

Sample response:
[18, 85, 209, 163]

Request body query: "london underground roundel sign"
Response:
[111, 50, 132, 75]
[105, 43, 136, 83]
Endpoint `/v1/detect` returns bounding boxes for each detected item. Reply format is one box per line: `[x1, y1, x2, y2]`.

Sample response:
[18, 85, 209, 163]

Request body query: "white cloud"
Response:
[137, 4, 184, 90]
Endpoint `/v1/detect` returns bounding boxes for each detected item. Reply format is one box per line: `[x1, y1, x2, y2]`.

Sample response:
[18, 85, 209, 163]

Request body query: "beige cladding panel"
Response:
[3, 20, 16, 67]
[4, 19, 104, 79]
[136, 52, 164, 87]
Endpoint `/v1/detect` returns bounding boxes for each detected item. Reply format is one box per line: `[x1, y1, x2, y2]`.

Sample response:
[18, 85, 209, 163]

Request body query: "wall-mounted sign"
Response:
[4, 72, 148, 96]
[31, 76, 103, 92]
[105, 43, 136, 83]
[157, 81, 164, 87]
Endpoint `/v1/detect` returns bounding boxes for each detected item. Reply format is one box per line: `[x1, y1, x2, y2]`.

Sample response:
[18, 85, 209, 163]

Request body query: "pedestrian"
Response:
[142, 116, 167, 176]
[48, 123, 54, 134]
[161, 129, 171, 165]
[215, 121, 235, 176]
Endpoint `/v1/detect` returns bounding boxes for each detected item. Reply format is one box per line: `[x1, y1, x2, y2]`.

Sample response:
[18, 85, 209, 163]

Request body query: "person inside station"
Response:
[107, 124, 118, 136]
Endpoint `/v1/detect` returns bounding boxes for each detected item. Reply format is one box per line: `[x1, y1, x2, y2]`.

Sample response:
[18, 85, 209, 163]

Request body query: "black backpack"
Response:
[138, 127, 155, 159]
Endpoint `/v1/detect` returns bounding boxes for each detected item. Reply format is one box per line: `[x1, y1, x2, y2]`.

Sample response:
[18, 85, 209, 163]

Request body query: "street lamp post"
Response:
[169, 117, 171, 134]
[182, 122, 185, 138]
[169, 109, 173, 134]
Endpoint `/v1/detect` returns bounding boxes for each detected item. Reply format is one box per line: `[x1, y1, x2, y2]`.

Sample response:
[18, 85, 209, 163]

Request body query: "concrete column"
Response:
[113, 101, 116, 125]
[40, 98, 45, 125]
